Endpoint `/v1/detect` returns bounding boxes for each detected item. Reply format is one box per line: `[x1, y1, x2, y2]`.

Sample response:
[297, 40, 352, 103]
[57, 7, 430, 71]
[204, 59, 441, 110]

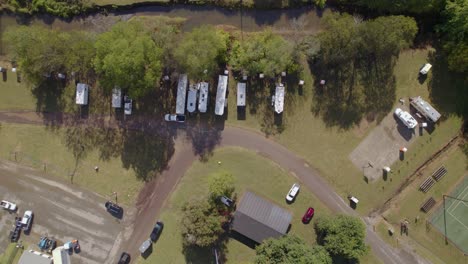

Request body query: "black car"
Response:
[118, 252, 131, 264]
[105, 201, 123, 217]
[150, 221, 164, 242]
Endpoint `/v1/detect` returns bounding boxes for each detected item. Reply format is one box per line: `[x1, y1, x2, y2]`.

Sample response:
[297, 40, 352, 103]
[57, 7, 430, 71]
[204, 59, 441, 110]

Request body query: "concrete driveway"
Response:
[0, 160, 126, 264]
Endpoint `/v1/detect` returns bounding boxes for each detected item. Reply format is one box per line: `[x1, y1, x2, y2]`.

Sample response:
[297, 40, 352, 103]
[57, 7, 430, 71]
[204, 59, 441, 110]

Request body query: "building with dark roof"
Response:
[231, 191, 292, 243]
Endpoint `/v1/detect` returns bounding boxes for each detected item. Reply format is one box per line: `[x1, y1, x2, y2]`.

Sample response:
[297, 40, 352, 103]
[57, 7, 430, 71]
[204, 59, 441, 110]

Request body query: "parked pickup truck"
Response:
[1, 200, 17, 211]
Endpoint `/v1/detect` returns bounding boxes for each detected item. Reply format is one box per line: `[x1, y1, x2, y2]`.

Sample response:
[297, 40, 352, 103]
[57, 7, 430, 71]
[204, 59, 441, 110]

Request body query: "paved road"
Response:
[0, 111, 428, 264]
[0, 159, 125, 264]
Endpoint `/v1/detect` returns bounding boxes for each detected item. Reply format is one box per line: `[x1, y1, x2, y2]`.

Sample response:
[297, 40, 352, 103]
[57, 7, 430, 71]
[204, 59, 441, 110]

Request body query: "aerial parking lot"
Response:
[0, 160, 126, 264]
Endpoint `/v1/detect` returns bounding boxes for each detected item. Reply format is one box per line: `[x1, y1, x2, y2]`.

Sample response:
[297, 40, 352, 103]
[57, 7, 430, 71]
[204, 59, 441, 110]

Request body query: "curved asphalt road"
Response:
[0, 111, 427, 264]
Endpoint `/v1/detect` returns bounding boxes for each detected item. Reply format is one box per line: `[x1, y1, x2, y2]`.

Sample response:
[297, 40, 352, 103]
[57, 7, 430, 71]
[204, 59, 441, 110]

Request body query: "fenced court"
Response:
[431, 176, 468, 254]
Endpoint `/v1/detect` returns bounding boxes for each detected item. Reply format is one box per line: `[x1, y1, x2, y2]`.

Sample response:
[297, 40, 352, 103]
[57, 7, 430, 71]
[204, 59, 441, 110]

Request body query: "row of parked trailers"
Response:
[175, 73, 249, 116]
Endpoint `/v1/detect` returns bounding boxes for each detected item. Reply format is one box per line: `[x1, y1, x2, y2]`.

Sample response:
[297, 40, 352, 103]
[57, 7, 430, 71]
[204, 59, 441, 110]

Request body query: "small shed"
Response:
[176, 74, 188, 115]
[76, 83, 89, 105]
[198, 82, 209, 113]
[215, 74, 228, 116]
[232, 191, 292, 243]
[187, 84, 198, 113]
[237, 83, 246, 107]
[410, 96, 441, 123]
[419, 63, 432, 75]
[112, 87, 122, 108]
[274, 84, 285, 114]
[18, 250, 52, 264]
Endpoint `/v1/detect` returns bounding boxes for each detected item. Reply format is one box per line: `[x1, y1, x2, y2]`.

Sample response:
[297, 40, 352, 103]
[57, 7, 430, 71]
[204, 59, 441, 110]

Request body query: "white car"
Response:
[21, 210, 33, 231]
[124, 96, 132, 115]
[0, 200, 17, 211]
[164, 114, 185, 123]
[286, 183, 300, 202]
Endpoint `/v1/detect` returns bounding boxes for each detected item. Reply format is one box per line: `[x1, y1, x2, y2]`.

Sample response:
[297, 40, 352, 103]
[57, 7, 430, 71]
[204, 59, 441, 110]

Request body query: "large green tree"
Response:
[181, 200, 224, 247]
[94, 21, 162, 98]
[255, 235, 332, 264]
[314, 215, 368, 260]
[5, 26, 94, 84]
[208, 172, 235, 203]
[230, 30, 294, 77]
[174, 25, 228, 79]
[438, 0, 468, 73]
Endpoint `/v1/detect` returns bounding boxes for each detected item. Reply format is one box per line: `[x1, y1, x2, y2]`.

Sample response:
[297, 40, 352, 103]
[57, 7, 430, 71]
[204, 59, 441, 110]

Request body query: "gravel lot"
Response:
[0, 159, 128, 264]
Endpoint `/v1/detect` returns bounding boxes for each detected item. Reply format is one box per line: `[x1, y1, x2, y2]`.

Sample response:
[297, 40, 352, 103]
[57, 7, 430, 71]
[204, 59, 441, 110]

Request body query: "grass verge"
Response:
[0, 243, 24, 264]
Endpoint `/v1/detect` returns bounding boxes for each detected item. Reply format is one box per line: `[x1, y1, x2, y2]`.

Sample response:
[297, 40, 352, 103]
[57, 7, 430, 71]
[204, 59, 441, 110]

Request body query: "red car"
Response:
[302, 207, 315, 224]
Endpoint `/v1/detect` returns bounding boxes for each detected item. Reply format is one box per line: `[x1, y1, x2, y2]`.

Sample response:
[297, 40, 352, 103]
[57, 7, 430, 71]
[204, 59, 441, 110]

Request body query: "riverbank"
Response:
[0, 0, 319, 18]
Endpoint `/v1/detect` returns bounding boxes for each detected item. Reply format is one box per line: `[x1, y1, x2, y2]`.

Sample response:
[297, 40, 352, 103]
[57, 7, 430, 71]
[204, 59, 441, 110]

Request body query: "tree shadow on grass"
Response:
[32, 79, 67, 128]
[121, 129, 175, 182]
[427, 50, 468, 119]
[185, 113, 222, 162]
[182, 245, 214, 264]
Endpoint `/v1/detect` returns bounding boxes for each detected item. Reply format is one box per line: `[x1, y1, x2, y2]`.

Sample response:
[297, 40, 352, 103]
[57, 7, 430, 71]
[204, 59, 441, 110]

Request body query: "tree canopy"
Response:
[314, 214, 368, 260]
[208, 172, 235, 205]
[438, 0, 468, 73]
[336, 0, 444, 14]
[94, 21, 163, 98]
[181, 200, 224, 248]
[230, 30, 295, 77]
[174, 25, 229, 79]
[254, 235, 332, 264]
[5, 26, 94, 84]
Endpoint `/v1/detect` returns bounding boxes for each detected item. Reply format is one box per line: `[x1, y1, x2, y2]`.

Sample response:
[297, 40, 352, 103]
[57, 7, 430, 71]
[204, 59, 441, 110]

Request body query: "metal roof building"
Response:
[18, 250, 53, 264]
[176, 74, 188, 115]
[232, 191, 292, 243]
[198, 82, 209, 113]
[274, 84, 285, 114]
[237, 82, 246, 107]
[410, 96, 441, 123]
[52, 247, 71, 264]
[215, 75, 228, 116]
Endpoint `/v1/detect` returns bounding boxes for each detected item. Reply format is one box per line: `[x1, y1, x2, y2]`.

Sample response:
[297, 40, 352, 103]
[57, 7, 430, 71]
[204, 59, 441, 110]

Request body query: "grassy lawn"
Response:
[0, 243, 24, 264]
[226, 48, 463, 214]
[381, 145, 467, 264]
[0, 68, 36, 110]
[139, 147, 332, 263]
[0, 123, 144, 205]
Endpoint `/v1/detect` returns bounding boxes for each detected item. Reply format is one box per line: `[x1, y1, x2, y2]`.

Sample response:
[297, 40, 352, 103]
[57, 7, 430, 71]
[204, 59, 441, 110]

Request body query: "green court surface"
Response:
[431, 176, 468, 254]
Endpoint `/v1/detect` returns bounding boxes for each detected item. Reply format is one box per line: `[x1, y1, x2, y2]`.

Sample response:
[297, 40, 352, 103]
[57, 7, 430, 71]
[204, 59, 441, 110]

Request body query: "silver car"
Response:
[286, 183, 300, 202]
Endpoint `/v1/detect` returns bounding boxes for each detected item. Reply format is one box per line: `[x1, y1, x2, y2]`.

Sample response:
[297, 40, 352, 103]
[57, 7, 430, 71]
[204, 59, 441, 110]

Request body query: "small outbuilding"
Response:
[198, 82, 209, 113]
[18, 250, 52, 264]
[232, 191, 292, 244]
[76, 83, 89, 105]
[410, 96, 441, 123]
[237, 82, 246, 107]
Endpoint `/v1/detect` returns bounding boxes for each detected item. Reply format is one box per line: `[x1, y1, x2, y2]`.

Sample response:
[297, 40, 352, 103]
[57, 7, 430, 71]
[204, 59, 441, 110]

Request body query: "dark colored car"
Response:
[302, 207, 315, 224]
[118, 252, 131, 264]
[150, 221, 164, 242]
[105, 201, 123, 217]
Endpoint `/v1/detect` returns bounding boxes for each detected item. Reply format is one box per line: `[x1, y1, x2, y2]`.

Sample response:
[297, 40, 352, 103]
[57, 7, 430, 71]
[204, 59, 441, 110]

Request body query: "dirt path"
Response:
[0, 111, 429, 264]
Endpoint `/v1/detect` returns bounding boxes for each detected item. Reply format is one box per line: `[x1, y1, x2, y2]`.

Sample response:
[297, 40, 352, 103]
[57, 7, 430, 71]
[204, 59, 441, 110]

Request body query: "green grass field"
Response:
[0, 243, 24, 264]
[138, 147, 382, 264]
[382, 145, 467, 264]
[0, 123, 143, 205]
[227, 48, 463, 214]
[139, 147, 332, 263]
